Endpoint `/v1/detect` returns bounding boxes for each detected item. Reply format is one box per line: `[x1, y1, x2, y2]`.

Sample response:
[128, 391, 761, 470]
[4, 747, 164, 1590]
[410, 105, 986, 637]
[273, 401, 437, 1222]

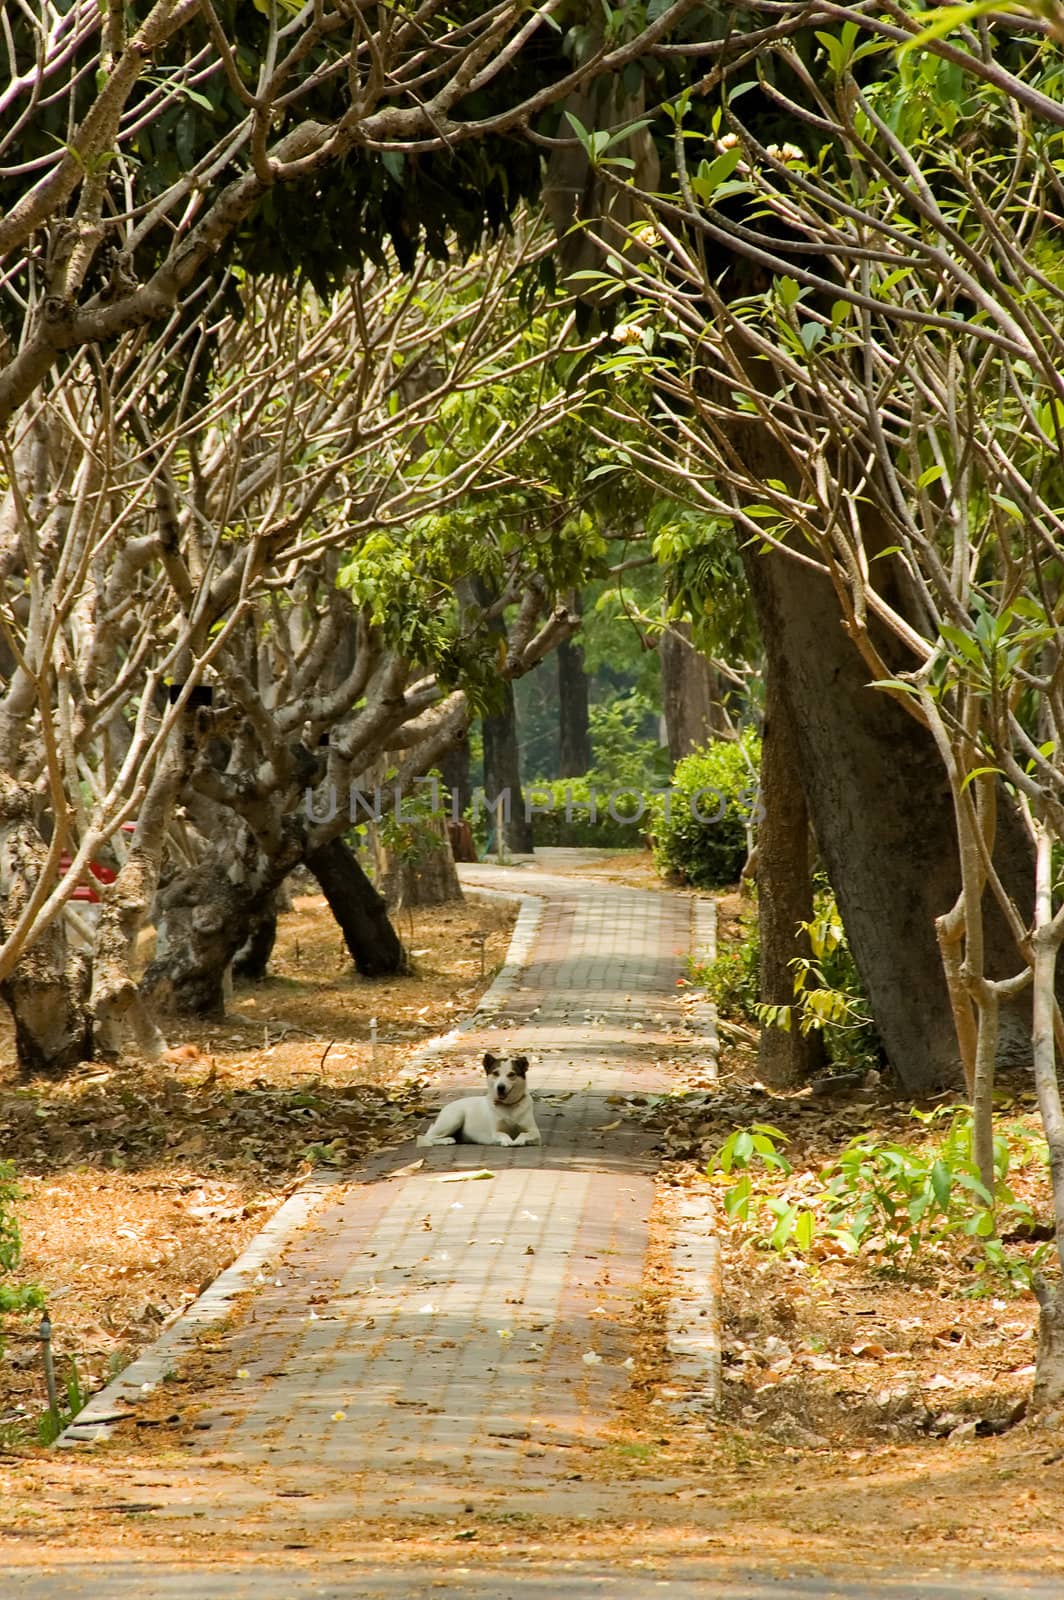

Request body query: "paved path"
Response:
[5, 857, 1054, 1596]
[140, 862, 696, 1522]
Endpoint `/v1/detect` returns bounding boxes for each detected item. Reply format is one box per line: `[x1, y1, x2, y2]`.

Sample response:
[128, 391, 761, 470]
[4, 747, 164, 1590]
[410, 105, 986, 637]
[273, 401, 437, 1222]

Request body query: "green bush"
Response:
[588, 692, 670, 787]
[650, 733, 759, 888]
[528, 777, 647, 848]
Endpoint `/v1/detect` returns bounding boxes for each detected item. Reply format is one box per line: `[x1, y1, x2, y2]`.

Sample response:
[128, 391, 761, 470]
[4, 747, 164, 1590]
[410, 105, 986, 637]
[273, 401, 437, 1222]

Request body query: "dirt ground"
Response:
[1, 853, 1062, 1579]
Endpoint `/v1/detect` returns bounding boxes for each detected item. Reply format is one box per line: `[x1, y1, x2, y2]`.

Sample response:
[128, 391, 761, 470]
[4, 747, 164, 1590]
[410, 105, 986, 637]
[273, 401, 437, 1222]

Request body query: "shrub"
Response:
[756, 883, 880, 1072]
[695, 911, 761, 1023]
[588, 692, 670, 787]
[528, 777, 647, 848]
[650, 732, 760, 888]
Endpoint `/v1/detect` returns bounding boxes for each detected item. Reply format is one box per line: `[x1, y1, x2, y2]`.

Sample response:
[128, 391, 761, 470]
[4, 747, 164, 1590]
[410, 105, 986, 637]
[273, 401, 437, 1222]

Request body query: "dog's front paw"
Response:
[493, 1133, 515, 1146]
[417, 1134, 455, 1146]
[512, 1132, 541, 1146]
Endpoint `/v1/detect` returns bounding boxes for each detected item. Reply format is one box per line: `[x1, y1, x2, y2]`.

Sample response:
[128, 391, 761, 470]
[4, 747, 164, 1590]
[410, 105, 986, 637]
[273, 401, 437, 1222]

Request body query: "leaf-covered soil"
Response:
[0, 887, 516, 1435]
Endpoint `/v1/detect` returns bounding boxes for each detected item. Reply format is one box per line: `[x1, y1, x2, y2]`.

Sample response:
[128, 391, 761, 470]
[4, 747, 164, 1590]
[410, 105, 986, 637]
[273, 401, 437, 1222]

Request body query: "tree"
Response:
[0, 1, 700, 426]
[0, 219, 599, 1047]
[557, 595, 593, 777]
[562, 0, 1064, 1399]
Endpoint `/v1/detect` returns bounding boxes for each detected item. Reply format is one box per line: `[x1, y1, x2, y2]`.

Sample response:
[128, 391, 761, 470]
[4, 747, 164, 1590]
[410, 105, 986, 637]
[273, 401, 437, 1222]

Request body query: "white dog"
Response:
[417, 1052, 541, 1148]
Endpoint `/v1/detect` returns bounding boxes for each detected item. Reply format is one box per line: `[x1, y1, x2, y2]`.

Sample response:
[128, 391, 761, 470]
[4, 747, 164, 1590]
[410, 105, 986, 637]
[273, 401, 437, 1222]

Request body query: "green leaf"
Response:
[724, 1174, 752, 1220]
[930, 1159, 952, 1211]
[793, 1209, 816, 1252]
[898, 1, 1003, 55]
[690, 146, 743, 204]
[960, 765, 1004, 792]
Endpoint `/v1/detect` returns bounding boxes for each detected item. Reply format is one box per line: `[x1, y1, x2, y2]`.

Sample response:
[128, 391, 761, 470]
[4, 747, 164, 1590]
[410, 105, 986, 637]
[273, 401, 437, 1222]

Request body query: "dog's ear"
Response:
[482, 1052, 498, 1073]
[512, 1055, 529, 1077]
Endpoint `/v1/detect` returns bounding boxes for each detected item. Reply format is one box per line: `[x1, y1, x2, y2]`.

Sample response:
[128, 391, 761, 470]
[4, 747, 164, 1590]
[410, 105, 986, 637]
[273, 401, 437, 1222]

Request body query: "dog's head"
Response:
[483, 1052, 529, 1105]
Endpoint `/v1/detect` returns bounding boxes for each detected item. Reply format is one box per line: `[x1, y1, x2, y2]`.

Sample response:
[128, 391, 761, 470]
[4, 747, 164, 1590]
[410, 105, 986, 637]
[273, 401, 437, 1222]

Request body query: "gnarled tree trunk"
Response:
[232, 895, 278, 981]
[142, 858, 264, 1018]
[0, 780, 92, 1075]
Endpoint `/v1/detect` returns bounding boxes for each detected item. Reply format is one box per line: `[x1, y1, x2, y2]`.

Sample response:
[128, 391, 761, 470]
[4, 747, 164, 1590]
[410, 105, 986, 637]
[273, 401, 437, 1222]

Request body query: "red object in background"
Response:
[57, 851, 117, 903]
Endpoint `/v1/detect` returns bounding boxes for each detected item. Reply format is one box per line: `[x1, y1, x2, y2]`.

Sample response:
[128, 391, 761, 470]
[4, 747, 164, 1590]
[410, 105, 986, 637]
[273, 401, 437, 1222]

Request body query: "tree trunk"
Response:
[0, 780, 92, 1076]
[439, 740, 472, 821]
[376, 815, 463, 909]
[305, 836, 410, 976]
[91, 848, 167, 1059]
[232, 894, 278, 981]
[757, 659, 826, 1086]
[740, 531, 1031, 1095]
[1033, 1279, 1064, 1412]
[557, 614, 591, 777]
[142, 858, 261, 1018]
[660, 623, 727, 763]
[482, 689, 534, 854]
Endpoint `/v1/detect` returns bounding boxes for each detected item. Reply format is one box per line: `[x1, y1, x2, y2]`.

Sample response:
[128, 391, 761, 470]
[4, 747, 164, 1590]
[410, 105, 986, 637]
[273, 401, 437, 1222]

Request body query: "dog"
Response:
[417, 1052, 541, 1148]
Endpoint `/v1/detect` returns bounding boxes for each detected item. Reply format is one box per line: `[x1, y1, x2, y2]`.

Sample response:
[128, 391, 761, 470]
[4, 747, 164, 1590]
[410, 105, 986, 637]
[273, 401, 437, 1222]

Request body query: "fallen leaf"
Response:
[435, 1170, 495, 1183]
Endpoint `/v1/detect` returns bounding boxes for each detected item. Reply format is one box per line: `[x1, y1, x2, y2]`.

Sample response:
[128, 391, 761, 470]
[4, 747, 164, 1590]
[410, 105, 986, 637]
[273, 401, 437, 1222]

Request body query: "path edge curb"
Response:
[662, 892, 721, 1416]
[55, 1172, 346, 1447]
[663, 1183, 722, 1415]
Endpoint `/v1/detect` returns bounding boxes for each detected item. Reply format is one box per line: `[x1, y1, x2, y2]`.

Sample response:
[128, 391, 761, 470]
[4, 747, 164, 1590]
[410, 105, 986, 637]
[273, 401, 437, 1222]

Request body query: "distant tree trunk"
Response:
[439, 740, 472, 820]
[660, 623, 726, 763]
[756, 661, 826, 1086]
[482, 691, 534, 854]
[0, 780, 92, 1076]
[306, 836, 410, 976]
[232, 894, 278, 981]
[376, 815, 463, 909]
[1033, 1280, 1064, 1412]
[558, 596, 591, 776]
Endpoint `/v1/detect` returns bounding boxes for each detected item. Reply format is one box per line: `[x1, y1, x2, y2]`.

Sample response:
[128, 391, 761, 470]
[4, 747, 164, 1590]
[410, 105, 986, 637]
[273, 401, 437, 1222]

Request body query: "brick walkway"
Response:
[152, 863, 694, 1520]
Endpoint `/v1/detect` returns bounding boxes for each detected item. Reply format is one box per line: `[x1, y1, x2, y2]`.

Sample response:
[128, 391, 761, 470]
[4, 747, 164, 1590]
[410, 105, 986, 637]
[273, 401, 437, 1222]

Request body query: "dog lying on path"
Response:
[417, 1052, 541, 1148]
